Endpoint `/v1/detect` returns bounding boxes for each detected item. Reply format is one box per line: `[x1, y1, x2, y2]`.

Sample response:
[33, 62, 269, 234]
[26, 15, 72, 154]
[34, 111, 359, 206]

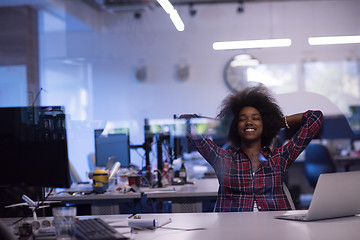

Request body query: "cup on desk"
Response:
[128, 175, 141, 188]
[52, 206, 77, 240]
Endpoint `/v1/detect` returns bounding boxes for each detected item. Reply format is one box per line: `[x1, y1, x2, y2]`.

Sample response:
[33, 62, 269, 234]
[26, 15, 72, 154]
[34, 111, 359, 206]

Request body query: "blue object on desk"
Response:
[304, 144, 337, 188]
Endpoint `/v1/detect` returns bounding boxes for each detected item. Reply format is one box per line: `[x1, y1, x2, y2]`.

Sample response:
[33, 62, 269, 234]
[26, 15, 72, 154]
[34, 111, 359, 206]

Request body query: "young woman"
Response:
[180, 86, 323, 212]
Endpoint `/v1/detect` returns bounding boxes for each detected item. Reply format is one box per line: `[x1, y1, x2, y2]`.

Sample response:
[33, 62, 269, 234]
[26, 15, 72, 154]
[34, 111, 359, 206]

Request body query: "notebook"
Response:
[275, 171, 360, 221]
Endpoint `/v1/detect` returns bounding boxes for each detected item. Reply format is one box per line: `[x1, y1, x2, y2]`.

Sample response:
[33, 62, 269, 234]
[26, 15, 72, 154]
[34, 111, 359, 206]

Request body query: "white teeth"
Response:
[245, 129, 255, 132]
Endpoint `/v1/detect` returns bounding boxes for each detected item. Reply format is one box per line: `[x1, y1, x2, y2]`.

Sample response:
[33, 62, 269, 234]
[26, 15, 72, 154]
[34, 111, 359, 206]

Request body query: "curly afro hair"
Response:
[217, 85, 284, 148]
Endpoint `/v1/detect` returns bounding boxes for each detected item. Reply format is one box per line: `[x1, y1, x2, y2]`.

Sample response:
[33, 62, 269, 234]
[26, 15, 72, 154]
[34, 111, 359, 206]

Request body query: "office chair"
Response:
[283, 183, 296, 210]
[69, 160, 82, 184]
[88, 153, 97, 172]
[304, 143, 337, 188]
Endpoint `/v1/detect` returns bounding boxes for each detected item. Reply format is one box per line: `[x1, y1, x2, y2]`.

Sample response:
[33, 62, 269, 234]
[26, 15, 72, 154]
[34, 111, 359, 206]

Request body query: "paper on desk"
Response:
[143, 188, 176, 194]
[108, 219, 129, 228]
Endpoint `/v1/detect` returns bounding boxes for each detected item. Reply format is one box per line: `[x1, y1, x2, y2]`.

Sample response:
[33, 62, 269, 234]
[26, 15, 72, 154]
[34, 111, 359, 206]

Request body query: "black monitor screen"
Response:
[0, 106, 71, 188]
[94, 129, 130, 168]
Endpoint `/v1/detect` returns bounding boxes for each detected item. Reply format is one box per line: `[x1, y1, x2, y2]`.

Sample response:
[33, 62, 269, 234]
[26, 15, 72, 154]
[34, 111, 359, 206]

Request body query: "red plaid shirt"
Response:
[187, 110, 323, 212]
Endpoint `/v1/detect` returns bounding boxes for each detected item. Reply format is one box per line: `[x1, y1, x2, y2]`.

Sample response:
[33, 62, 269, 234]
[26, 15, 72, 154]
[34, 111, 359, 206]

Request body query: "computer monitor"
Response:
[172, 117, 230, 155]
[94, 129, 130, 168]
[0, 106, 71, 188]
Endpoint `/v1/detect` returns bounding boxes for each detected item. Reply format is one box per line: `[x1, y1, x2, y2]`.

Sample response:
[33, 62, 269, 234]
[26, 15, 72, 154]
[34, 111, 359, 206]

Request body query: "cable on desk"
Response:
[160, 226, 207, 231]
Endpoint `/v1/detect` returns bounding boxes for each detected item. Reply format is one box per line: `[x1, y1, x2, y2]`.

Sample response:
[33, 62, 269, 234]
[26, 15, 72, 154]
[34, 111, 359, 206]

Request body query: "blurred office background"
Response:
[0, 0, 359, 198]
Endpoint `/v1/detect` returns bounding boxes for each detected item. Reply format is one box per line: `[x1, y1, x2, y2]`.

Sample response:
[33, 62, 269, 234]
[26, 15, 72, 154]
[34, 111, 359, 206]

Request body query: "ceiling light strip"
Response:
[308, 35, 360, 45]
[213, 38, 292, 50]
[157, 0, 184, 31]
[169, 10, 184, 31]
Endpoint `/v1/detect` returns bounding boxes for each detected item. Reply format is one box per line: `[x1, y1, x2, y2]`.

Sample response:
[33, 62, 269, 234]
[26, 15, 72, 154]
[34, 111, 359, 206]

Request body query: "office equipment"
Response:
[0, 106, 71, 188]
[5, 195, 60, 222]
[275, 171, 360, 221]
[94, 129, 130, 168]
[172, 116, 230, 157]
[75, 218, 128, 240]
[304, 143, 337, 188]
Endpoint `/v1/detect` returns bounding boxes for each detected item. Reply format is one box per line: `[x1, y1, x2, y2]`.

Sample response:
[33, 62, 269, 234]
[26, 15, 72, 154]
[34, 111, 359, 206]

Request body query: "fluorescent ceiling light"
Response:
[213, 38, 292, 50]
[170, 10, 184, 32]
[157, 0, 184, 32]
[308, 35, 360, 45]
[157, 0, 174, 14]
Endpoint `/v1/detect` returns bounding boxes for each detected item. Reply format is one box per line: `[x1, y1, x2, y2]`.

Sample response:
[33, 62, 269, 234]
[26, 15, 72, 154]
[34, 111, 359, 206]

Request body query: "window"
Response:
[304, 60, 359, 117]
[244, 60, 360, 133]
[0, 65, 27, 107]
[247, 63, 298, 94]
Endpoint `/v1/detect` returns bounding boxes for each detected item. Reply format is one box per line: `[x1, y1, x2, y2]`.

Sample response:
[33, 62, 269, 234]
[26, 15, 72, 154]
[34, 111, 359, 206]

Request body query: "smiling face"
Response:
[237, 106, 263, 144]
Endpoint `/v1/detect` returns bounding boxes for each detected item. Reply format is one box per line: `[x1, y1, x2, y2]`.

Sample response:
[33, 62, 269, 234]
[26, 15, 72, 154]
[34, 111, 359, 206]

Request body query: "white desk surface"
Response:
[2, 211, 360, 240]
[103, 211, 360, 240]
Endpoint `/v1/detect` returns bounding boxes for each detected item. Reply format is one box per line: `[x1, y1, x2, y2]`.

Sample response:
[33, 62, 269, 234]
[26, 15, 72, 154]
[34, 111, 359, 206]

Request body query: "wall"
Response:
[64, 0, 360, 119]
[34, 0, 360, 180]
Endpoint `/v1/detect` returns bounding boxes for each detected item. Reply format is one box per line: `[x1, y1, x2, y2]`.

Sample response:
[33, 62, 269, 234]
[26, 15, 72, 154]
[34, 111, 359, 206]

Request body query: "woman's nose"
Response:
[245, 120, 253, 126]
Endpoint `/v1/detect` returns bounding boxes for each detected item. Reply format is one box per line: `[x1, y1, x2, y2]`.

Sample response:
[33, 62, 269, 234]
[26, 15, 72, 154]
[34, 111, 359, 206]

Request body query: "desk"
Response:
[49, 192, 141, 215]
[145, 178, 218, 212]
[334, 155, 360, 172]
[109, 211, 360, 240]
[48, 179, 219, 214]
[2, 211, 360, 240]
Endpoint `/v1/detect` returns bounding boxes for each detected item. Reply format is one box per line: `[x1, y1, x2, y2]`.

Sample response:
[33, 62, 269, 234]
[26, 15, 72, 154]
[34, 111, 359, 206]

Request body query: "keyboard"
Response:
[75, 218, 128, 240]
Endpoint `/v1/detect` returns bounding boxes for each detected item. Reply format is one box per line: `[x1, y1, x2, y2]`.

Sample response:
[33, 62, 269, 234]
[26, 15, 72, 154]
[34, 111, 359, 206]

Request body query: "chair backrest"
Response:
[304, 143, 337, 188]
[69, 160, 82, 184]
[88, 153, 97, 172]
[283, 182, 296, 210]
